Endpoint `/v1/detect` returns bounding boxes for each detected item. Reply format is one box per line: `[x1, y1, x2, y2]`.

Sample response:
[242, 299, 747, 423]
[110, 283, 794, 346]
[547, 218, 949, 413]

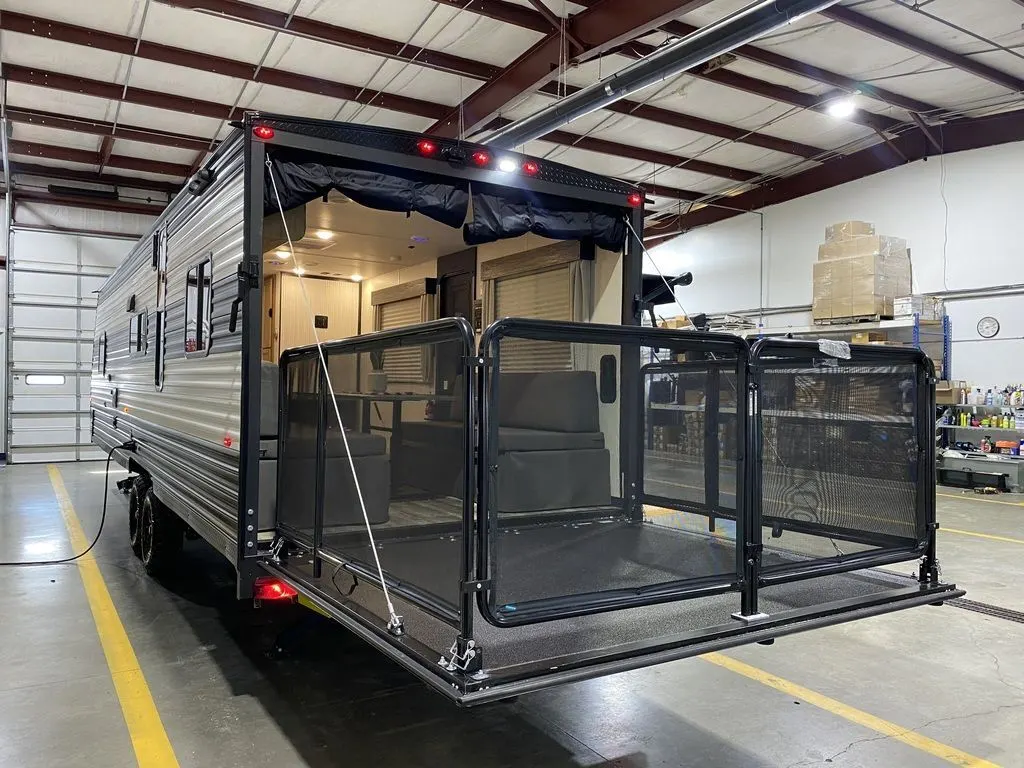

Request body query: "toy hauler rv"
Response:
[91, 114, 960, 705]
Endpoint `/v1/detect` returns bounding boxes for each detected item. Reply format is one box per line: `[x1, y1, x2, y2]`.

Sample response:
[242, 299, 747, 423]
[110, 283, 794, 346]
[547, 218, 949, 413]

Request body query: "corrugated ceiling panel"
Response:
[7, 154, 98, 173]
[240, 82, 347, 120]
[112, 140, 195, 166]
[620, 165, 733, 196]
[125, 58, 245, 108]
[871, 68, 1023, 117]
[11, 124, 100, 152]
[304, 0, 541, 67]
[334, 105, 435, 133]
[141, 3, 277, 64]
[5, 0, 144, 34]
[112, 102, 225, 139]
[562, 54, 640, 88]
[5, 82, 115, 122]
[3, 33, 126, 84]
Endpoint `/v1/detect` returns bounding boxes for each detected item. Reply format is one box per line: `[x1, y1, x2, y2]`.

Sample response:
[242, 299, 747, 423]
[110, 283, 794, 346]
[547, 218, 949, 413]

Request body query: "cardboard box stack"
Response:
[894, 294, 944, 320]
[812, 221, 912, 322]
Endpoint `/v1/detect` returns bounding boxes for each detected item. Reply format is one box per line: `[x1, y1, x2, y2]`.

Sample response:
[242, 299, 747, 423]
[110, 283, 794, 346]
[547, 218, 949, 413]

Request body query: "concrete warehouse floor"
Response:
[1, 463, 1023, 768]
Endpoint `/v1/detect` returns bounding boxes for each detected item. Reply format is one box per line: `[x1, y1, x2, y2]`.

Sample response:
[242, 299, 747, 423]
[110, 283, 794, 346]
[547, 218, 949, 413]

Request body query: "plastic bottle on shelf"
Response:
[985, 389, 994, 406]
[973, 387, 983, 405]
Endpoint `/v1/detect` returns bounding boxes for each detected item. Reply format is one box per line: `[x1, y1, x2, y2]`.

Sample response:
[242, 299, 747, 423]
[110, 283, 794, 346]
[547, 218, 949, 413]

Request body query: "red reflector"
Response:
[627, 191, 644, 208]
[253, 125, 275, 140]
[223, 435, 233, 448]
[470, 150, 491, 167]
[522, 160, 540, 176]
[416, 138, 438, 157]
[253, 577, 298, 601]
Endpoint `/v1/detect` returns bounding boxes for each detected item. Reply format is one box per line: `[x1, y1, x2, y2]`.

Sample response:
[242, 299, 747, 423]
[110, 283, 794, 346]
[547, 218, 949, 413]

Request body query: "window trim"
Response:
[184, 255, 214, 359]
[371, 279, 437, 384]
[153, 310, 165, 389]
[97, 332, 107, 374]
[129, 310, 149, 358]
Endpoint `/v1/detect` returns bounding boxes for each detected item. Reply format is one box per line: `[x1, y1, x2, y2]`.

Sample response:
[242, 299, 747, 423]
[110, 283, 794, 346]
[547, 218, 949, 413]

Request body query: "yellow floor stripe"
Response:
[941, 527, 1024, 546]
[938, 492, 1024, 508]
[702, 653, 1000, 767]
[48, 465, 180, 768]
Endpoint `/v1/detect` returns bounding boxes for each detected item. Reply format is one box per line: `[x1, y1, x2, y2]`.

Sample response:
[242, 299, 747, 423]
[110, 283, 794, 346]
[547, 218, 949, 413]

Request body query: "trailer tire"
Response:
[128, 476, 150, 558]
[140, 490, 183, 576]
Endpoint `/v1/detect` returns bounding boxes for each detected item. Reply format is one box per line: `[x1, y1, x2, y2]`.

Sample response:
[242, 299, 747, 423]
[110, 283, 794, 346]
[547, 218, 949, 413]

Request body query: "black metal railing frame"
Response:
[277, 318, 478, 639]
[274, 318, 936, 638]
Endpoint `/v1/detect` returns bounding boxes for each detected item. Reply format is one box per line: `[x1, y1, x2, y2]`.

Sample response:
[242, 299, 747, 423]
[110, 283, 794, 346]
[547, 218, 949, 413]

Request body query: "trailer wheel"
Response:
[140, 490, 183, 576]
[128, 476, 150, 558]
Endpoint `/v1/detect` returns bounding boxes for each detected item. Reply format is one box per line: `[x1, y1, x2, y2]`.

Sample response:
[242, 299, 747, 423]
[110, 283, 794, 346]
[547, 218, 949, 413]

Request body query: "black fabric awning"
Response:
[463, 184, 626, 252]
[265, 153, 627, 252]
[265, 154, 469, 229]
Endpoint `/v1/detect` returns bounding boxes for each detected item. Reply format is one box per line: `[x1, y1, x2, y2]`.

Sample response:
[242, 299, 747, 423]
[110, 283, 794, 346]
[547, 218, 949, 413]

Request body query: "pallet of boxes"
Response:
[812, 221, 912, 324]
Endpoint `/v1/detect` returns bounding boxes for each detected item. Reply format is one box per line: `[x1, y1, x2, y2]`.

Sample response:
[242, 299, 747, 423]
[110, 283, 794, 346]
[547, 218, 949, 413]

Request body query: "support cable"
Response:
[265, 157, 403, 635]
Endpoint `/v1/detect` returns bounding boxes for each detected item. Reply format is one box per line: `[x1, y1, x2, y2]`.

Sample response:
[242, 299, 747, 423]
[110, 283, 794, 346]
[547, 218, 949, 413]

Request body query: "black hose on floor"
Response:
[0, 440, 137, 567]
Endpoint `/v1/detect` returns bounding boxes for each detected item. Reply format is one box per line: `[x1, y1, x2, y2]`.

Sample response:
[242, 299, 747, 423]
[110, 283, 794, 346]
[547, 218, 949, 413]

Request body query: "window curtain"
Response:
[569, 258, 594, 368]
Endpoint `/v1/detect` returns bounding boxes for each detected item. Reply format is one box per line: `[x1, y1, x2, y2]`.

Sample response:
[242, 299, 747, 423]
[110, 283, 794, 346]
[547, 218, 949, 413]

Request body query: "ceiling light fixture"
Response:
[275, 249, 290, 259]
[315, 230, 333, 240]
[827, 97, 857, 119]
[350, 274, 363, 282]
[293, 266, 305, 276]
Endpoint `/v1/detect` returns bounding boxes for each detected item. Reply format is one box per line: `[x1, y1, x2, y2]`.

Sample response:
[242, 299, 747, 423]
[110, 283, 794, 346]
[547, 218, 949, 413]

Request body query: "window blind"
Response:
[494, 266, 571, 372]
[377, 296, 427, 382]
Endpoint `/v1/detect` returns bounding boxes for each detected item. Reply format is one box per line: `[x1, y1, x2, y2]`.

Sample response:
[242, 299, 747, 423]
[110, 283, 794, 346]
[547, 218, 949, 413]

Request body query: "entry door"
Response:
[7, 230, 128, 462]
[435, 248, 476, 416]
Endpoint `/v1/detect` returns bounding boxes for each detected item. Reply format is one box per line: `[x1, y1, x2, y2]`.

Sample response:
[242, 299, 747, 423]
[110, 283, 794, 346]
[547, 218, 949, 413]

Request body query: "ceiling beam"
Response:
[6, 107, 212, 152]
[10, 162, 181, 193]
[0, 14, 450, 122]
[658, 19, 939, 115]
[429, 0, 553, 34]
[820, 5, 1024, 94]
[665, 105, 1024, 232]
[153, 0, 500, 80]
[12, 64, 763, 183]
[4, 189, 167, 217]
[133, 5, 826, 158]
[9, 140, 190, 177]
[97, 136, 115, 174]
[429, 0, 714, 137]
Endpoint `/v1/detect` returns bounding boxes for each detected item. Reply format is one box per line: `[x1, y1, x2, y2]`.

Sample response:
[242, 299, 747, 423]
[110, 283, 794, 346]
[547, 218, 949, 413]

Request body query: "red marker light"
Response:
[223, 435, 233, 448]
[627, 191, 644, 208]
[522, 160, 540, 176]
[470, 150, 491, 167]
[253, 125, 275, 140]
[253, 577, 298, 602]
[416, 138, 438, 157]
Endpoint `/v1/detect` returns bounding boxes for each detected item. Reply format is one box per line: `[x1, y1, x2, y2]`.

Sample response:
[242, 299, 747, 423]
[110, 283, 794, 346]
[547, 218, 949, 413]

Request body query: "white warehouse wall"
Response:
[649, 140, 1024, 384]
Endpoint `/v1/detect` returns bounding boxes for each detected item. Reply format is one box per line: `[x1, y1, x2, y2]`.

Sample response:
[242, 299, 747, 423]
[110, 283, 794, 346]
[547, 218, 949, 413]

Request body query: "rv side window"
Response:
[153, 311, 164, 387]
[185, 259, 213, 355]
[129, 312, 148, 357]
[97, 332, 107, 374]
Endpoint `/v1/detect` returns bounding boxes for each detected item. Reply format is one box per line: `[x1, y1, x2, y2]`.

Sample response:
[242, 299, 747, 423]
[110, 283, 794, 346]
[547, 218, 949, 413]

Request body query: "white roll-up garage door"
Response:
[7, 230, 130, 463]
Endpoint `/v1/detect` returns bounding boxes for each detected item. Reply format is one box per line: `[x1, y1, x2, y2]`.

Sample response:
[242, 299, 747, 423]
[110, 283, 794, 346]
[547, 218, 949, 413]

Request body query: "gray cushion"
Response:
[496, 448, 611, 513]
[496, 427, 604, 452]
[261, 361, 280, 437]
[499, 371, 600, 433]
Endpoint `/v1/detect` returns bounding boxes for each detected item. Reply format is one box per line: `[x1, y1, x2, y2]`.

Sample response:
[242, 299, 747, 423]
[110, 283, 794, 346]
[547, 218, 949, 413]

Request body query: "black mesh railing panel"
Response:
[759, 361, 922, 549]
[480, 321, 748, 620]
[278, 321, 473, 623]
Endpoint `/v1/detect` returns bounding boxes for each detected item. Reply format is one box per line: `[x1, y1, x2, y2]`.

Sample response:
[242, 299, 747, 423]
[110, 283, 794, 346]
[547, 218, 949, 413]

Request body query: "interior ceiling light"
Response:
[350, 274, 363, 282]
[410, 235, 429, 243]
[497, 158, 518, 173]
[315, 230, 333, 240]
[827, 97, 857, 119]
[293, 266, 305, 276]
[275, 249, 290, 259]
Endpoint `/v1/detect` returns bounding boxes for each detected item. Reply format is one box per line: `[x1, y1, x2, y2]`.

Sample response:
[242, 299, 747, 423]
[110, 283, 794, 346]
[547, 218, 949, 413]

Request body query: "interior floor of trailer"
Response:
[4, 462, 1023, 768]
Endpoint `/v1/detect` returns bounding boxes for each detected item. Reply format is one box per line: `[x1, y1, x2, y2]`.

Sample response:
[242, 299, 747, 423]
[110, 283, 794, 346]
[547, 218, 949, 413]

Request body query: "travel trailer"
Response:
[92, 114, 959, 705]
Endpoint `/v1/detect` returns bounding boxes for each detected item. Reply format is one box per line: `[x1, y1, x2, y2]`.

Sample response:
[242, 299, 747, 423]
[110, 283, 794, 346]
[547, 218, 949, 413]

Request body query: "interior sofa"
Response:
[395, 370, 611, 513]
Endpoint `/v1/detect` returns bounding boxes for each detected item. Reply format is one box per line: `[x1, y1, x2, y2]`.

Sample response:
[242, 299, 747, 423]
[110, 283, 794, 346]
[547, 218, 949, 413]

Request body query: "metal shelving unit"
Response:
[738, 314, 952, 379]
